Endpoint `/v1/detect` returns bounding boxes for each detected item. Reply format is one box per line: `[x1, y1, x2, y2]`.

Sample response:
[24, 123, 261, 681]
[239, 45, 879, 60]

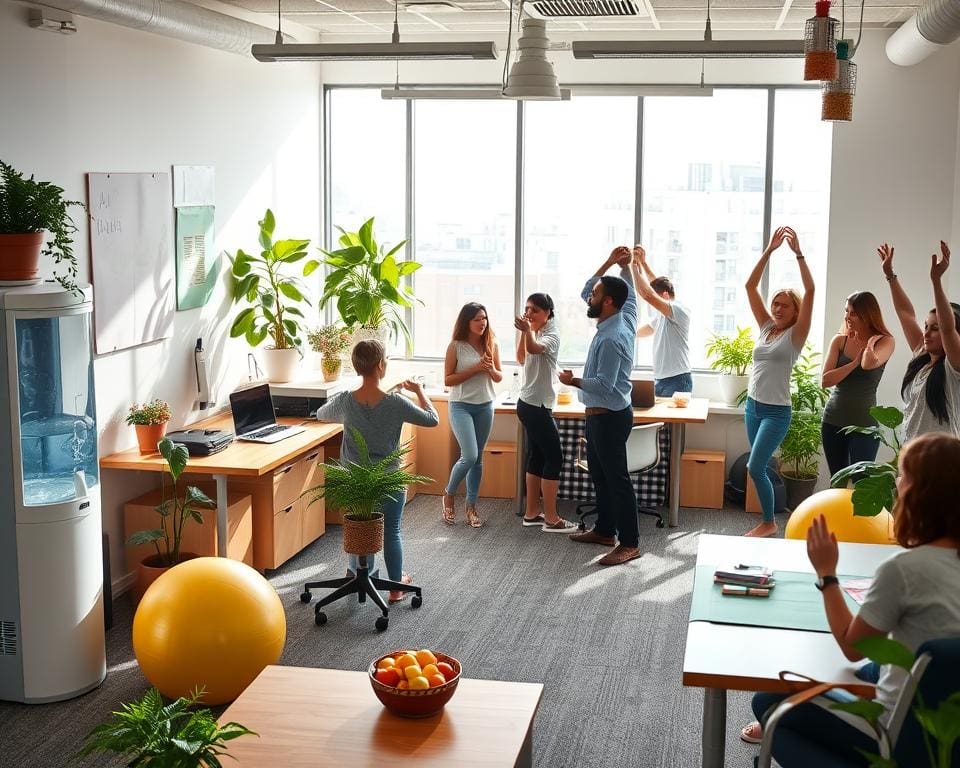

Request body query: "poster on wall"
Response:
[172, 165, 215, 208]
[175, 205, 218, 311]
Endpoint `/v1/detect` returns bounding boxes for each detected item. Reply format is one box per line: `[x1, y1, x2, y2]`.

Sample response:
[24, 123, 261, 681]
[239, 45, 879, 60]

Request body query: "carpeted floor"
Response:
[0, 496, 784, 768]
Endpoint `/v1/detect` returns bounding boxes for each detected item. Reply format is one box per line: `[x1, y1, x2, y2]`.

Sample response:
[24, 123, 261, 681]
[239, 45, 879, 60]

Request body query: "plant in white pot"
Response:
[705, 326, 754, 406]
[228, 209, 317, 383]
[318, 218, 422, 353]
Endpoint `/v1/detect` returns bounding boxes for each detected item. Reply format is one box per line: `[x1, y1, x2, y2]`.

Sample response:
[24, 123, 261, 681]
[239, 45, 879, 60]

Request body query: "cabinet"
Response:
[679, 450, 725, 509]
[415, 398, 456, 495]
[123, 486, 254, 573]
[477, 441, 518, 499]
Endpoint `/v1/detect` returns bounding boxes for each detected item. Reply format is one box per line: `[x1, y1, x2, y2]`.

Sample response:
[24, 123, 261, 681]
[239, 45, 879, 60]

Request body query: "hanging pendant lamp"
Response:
[804, 0, 839, 81]
[822, 40, 857, 122]
[504, 17, 562, 100]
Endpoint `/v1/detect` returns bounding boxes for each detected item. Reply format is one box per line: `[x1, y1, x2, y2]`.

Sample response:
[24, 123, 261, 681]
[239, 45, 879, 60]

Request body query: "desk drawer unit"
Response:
[299, 449, 325, 543]
[234, 458, 307, 571]
[477, 441, 518, 499]
[679, 450, 725, 509]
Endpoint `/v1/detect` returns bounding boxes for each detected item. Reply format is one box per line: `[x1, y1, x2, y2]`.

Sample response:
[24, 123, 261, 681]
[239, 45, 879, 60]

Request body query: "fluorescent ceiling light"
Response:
[253, 40, 498, 61]
[571, 39, 805, 59]
[381, 87, 572, 100]
[567, 85, 714, 96]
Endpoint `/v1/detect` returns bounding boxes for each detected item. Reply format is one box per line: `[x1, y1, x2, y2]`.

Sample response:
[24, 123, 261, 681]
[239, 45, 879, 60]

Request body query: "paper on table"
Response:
[841, 577, 873, 606]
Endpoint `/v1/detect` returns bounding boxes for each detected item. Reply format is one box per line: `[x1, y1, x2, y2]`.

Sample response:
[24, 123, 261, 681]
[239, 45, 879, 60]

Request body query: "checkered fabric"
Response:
[556, 419, 670, 506]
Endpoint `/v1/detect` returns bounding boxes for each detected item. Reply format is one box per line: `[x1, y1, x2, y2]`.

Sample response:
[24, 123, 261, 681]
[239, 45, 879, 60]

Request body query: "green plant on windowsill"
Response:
[830, 406, 904, 518]
[705, 326, 754, 376]
[779, 346, 829, 481]
[76, 686, 256, 767]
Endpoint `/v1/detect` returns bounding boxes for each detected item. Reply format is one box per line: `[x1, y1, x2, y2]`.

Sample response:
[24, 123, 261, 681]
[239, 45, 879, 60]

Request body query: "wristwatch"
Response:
[815, 575, 840, 591]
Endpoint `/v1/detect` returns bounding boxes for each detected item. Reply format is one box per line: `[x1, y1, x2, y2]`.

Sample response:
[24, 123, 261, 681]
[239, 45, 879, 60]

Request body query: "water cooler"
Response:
[0, 284, 106, 703]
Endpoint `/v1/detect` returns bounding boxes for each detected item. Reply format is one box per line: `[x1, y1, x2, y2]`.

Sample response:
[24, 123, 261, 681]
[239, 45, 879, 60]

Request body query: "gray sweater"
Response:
[315, 390, 439, 467]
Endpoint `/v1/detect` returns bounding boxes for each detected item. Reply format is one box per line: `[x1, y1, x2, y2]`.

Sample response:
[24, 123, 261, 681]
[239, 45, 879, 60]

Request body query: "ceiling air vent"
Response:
[0, 620, 18, 656]
[526, 0, 641, 19]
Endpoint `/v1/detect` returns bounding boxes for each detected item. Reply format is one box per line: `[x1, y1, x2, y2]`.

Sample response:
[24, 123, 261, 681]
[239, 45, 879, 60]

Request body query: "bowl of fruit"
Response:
[369, 649, 461, 718]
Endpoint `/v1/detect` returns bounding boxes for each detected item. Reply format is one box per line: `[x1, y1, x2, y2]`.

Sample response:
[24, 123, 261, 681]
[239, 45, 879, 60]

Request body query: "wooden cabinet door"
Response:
[300, 448, 326, 544]
[400, 423, 419, 502]
[273, 501, 303, 567]
[415, 399, 455, 495]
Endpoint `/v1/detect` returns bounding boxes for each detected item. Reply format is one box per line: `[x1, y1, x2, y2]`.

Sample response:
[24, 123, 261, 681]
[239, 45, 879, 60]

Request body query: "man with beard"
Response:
[559, 245, 641, 566]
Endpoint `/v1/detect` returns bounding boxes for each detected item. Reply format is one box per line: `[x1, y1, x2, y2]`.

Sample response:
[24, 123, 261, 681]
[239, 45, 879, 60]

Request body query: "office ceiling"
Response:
[214, 0, 920, 36]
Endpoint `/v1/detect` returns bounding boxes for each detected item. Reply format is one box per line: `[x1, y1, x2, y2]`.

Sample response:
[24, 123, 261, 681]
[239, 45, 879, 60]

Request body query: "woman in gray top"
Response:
[820, 292, 895, 477]
[315, 340, 439, 603]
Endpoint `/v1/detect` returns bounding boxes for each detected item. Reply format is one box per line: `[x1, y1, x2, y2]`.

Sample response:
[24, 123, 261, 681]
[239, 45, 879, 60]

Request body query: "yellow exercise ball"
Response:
[785, 488, 894, 544]
[133, 557, 286, 705]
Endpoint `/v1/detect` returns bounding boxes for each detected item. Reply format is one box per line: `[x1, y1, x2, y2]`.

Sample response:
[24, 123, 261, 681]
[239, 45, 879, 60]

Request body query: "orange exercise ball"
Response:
[785, 488, 894, 544]
[133, 557, 286, 705]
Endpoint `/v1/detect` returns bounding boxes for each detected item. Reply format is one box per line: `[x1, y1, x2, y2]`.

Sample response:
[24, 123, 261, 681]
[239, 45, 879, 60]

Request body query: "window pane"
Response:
[769, 89, 832, 354]
[413, 101, 517, 358]
[522, 97, 637, 363]
[640, 90, 768, 369]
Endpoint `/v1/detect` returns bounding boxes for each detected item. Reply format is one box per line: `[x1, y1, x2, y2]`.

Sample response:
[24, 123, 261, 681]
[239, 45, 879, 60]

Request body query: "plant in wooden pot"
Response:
[778, 346, 829, 510]
[307, 324, 352, 383]
[228, 209, 317, 383]
[128, 437, 214, 602]
[126, 398, 172, 455]
[0, 160, 85, 293]
[705, 326, 754, 405]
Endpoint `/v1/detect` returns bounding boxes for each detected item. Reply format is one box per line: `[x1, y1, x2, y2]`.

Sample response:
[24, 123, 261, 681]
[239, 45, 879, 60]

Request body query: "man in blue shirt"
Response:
[559, 246, 641, 566]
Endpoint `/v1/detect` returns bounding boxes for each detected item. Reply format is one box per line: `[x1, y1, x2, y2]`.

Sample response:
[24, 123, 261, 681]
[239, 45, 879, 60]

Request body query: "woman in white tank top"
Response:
[743, 226, 816, 538]
[442, 302, 503, 528]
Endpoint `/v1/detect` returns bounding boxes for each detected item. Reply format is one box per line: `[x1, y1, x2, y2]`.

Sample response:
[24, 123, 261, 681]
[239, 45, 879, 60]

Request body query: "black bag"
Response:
[724, 452, 787, 513]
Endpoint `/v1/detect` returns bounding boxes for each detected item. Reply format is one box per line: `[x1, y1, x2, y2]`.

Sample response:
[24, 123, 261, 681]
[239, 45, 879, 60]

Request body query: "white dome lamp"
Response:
[504, 17, 562, 100]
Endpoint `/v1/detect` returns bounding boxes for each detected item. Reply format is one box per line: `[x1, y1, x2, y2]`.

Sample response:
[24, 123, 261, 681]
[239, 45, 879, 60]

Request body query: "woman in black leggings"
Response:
[514, 293, 578, 532]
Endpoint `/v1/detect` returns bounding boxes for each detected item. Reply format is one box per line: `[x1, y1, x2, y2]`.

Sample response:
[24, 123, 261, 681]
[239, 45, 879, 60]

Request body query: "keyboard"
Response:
[248, 424, 288, 438]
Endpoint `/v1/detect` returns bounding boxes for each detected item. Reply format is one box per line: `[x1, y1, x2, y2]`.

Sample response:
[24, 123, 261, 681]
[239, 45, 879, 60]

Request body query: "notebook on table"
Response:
[229, 383, 305, 444]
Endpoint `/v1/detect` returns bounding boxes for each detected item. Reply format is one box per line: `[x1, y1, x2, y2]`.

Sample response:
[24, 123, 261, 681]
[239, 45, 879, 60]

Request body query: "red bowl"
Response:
[368, 651, 462, 718]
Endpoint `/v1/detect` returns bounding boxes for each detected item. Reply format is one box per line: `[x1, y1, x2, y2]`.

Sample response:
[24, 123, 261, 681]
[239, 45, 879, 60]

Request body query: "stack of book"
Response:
[714, 564, 775, 589]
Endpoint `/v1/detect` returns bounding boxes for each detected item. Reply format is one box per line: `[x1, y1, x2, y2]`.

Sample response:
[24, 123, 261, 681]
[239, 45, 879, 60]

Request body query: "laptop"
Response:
[229, 383, 305, 443]
[630, 380, 656, 408]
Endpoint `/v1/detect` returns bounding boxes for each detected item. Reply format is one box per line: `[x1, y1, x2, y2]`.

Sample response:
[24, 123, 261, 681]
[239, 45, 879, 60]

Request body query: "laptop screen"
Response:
[230, 384, 276, 435]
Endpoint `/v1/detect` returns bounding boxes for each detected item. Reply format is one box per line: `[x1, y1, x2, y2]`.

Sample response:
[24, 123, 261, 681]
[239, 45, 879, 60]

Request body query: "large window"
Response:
[325, 87, 833, 365]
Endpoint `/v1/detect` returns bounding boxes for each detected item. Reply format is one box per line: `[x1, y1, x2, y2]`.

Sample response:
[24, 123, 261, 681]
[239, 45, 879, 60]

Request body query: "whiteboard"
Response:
[88, 172, 174, 354]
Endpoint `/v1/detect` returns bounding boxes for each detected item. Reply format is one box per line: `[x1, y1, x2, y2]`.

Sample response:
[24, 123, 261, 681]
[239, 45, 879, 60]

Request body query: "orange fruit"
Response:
[396, 679, 410, 690]
[421, 663, 440, 678]
[409, 676, 430, 690]
[415, 649, 438, 668]
[376, 657, 397, 670]
[436, 661, 455, 678]
[427, 674, 446, 688]
[403, 664, 423, 681]
[395, 653, 418, 670]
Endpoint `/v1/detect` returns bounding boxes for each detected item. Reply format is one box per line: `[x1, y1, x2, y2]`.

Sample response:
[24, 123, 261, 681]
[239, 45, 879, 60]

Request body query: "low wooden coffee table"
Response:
[218, 666, 543, 767]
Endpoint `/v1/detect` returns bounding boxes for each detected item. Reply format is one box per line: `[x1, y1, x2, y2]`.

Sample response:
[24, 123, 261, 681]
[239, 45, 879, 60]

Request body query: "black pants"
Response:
[516, 399, 563, 480]
[821, 421, 880, 478]
[585, 406, 638, 548]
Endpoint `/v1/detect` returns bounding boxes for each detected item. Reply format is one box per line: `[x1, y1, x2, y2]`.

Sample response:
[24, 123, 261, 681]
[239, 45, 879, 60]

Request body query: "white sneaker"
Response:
[541, 518, 579, 533]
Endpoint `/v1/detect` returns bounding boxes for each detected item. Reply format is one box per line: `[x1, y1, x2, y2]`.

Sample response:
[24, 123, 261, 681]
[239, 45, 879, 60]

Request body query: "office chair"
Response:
[300, 557, 421, 632]
[575, 421, 666, 531]
[757, 637, 960, 768]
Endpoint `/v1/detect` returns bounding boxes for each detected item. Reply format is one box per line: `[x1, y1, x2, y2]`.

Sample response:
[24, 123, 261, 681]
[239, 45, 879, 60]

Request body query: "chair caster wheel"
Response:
[375, 616, 388, 632]
[656, 519, 665, 528]
[315, 611, 327, 626]
[300, 591, 312, 603]
[411, 595, 422, 609]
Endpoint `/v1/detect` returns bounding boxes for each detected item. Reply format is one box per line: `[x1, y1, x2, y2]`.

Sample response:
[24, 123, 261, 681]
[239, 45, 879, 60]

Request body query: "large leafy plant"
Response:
[228, 209, 317, 350]
[303, 427, 431, 522]
[705, 326, 754, 376]
[0, 160, 85, 295]
[778, 347, 829, 480]
[77, 686, 256, 767]
[319, 218, 421, 350]
[830, 406, 903, 518]
[128, 438, 214, 567]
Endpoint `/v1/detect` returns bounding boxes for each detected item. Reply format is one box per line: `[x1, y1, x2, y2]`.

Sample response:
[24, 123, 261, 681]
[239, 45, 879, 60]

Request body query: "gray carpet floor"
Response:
[0, 496, 786, 768]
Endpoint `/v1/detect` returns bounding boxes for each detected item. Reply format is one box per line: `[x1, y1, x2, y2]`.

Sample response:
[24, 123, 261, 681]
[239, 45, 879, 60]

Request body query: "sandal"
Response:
[389, 573, 413, 604]
[466, 504, 482, 528]
[441, 494, 455, 525]
[739, 721, 763, 745]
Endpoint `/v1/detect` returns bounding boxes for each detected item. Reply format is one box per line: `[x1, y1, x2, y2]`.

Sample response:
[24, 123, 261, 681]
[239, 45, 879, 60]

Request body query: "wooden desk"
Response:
[100, 414, 342, 559]
[682, 534, 899, 768]
[218, 666, 543, 767]
[498, 397, 709, 527]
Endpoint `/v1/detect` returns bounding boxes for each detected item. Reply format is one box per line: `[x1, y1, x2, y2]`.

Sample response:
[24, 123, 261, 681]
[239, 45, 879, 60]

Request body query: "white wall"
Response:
[0, 3, 321, 584]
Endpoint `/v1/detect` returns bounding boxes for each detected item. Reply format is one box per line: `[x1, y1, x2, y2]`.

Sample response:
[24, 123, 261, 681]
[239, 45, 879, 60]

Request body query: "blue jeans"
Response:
[655, 372, 693, 397]
[446, 400, 494, 504]
[348, 491, 405, 581]
[745, 397, 792, 523]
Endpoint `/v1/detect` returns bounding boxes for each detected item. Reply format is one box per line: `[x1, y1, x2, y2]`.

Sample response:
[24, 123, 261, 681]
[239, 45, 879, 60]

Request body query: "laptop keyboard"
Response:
[251, 424, 288, 438]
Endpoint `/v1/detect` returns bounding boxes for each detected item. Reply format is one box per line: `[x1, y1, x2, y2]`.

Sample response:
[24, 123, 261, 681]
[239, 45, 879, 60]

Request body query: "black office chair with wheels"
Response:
[575, 421, 666, 530]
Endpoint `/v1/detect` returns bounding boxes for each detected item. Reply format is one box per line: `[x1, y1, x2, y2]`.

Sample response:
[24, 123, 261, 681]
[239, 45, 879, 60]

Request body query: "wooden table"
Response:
[682, 534, 899, 768]
[218, 666, 544, 767]
[497, 396, 709, 527]
[100, 414, 342, 557]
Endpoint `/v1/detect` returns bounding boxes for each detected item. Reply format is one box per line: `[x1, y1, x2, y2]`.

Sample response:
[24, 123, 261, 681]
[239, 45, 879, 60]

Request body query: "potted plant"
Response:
[307, 324, 352, 382]
[705, 326, 754, 405]
[778, 346, 829, 510]
[126, 398, 172, 455]
[228, 209, 317, 383]
[0, 160, 85, 294]
[128, 437, 214, 601]
[302, 428, 430, 556]
[319, 218, 422, 352]
[77, 686, 256, 767]
[831, 405, 903, 518]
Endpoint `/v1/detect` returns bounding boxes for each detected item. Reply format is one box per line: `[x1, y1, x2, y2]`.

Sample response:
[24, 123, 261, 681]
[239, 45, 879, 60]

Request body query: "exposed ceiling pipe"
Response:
[886, 0, 960, 67]
[33, 0, 293, 55]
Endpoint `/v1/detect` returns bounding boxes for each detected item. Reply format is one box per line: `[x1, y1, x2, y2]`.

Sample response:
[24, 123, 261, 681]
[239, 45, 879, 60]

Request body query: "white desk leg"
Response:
[515, 419, 526, 517]
[702, 687, 726, 768]
[214, 473, 228, 558]
[668, 423, 684, 527]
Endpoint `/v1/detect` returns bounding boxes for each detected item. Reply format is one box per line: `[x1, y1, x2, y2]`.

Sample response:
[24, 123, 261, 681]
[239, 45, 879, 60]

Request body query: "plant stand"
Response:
[300, 555, 422, 632]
